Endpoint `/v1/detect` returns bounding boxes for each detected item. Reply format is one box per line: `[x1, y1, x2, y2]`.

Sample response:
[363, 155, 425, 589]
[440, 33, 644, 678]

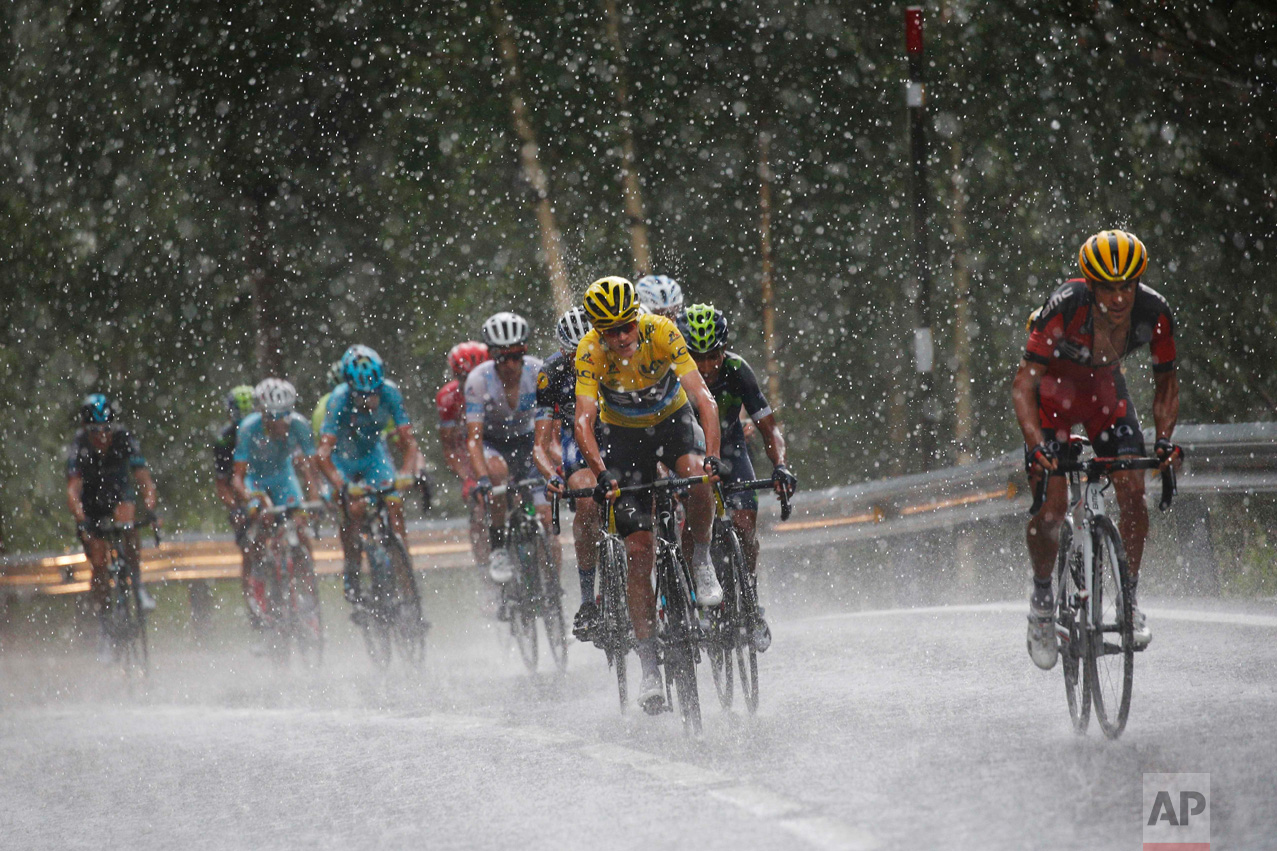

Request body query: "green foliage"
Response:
[2, 0, 1273, 551]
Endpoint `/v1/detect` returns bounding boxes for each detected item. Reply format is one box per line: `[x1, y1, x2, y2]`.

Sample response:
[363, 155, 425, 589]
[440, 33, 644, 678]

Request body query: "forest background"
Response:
[1, 0, 1273, 553]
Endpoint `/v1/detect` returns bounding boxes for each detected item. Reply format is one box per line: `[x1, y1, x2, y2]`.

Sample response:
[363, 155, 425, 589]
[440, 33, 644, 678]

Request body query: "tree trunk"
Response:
[491, 0, 573, 316]
[602, 0, 651, 276]
[757, 130, 781, 411]
[949, 141, 974, 465]
[250, 187, 283, 376]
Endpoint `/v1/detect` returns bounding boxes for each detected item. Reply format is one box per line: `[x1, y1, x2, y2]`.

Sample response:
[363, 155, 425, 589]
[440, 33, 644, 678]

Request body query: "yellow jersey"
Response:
[574, 313, 696, 428]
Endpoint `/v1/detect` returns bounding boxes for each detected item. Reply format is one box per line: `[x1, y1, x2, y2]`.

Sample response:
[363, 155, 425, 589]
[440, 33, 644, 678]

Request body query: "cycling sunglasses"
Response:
[492, 347, 527, 363]
[601, 321, 638, 338]
[690, 347, 724, 362]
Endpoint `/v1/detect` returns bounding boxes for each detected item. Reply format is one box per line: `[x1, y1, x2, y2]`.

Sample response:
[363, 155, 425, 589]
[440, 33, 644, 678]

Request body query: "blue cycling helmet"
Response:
[341, 344, 385, 392]
[80, 393, 116, 425]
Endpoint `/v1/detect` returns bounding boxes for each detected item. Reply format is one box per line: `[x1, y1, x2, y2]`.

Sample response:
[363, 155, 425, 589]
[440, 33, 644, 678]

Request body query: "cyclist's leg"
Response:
[80, 512, 111, 617]
[1089, 393, 1149, 582]
[566, 466, 600, 606]
[112, 499, 142, 593]
[509, 438, 562, 572]
[722, 441, 760, 573]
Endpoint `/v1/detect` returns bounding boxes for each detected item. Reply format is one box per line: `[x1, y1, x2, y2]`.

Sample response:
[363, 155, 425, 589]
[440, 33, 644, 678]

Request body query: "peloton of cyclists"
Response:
[533, 306, 601, 635]
[214, 384, 258, 625]
[464, 312, 561, 612]
[677, 303, 797, 653]
[67, 393, 159, 660]
[436, 341, 491, 571]
[574, 276, 724, 710]
[1013, 230, 1181, 670]
[317, 345, 425, 614]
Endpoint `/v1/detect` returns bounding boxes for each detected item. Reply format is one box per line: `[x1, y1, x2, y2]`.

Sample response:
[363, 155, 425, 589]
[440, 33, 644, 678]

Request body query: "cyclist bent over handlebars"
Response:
[574, 277, 723, 712]
[1012, 230, 1182, 670]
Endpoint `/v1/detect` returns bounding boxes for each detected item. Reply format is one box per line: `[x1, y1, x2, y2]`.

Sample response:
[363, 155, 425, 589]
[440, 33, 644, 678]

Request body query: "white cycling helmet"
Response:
[254, 378, 297, 417]
[635, 275, 684, 315]
[481, 311, 530, 347]
[555, 306, 591, 352]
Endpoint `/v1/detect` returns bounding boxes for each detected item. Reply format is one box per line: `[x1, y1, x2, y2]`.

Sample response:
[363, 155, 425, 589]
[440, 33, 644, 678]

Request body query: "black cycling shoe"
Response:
[349, 598, 371, 627]
[572, 602, 599, 641]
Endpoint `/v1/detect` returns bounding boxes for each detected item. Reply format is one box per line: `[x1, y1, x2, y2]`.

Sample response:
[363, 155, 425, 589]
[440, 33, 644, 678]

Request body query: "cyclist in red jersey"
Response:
[1012, 230, 1182, 670]
[436, 341, 490, 568]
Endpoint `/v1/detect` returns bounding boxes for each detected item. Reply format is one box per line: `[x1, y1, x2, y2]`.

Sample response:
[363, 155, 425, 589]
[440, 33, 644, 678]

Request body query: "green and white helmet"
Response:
[677, 303, 729, 354]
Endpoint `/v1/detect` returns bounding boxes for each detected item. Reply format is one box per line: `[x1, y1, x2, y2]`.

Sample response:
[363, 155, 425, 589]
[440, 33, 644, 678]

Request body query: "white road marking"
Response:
[428, 716, 879, 849]
[806, 601, 1277, 629]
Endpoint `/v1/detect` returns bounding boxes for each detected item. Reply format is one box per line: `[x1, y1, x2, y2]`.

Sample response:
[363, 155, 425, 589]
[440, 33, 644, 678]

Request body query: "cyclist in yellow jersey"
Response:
[574, 276, 723, 712]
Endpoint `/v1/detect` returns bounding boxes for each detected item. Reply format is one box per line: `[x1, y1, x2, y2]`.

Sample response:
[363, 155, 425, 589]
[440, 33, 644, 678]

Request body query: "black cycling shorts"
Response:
[598, 403, 705, 537]
[720, 439, 759, 511]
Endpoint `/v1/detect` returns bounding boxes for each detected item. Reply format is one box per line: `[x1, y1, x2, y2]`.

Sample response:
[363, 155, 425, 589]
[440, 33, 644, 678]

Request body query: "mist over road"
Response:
[2, 559, 1275, 851]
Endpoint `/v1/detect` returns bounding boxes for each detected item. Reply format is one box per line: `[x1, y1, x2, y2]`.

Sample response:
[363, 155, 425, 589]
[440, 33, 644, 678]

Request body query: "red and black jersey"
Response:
[435, 380, 464, 430]
[1025, 278, 1176, 374]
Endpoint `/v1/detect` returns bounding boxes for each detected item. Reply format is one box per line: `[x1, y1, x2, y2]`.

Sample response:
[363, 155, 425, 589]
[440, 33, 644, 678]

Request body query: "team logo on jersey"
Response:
[537, 372, 548, 390]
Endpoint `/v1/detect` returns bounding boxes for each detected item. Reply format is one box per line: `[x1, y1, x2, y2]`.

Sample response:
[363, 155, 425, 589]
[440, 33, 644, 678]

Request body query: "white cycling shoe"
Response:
[692, 561, 723, 608]
[1130, 605, 1153, 649]
[638, 672, 665, 713]
[139, 586, 157, 611]
[1026, 602, 1059, 671]
[488, 551, 514, 584]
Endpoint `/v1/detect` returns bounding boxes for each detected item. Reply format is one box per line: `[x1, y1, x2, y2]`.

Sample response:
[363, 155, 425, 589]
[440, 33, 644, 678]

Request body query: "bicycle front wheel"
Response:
[289, 546, 324, 669]
[707, 523, 736, 710]
[511, 531, 540, 673]
[726, 526, 760, 715]
[361, 539, 394, 669]
[387, 536, 426, 668]
[599, 536, 629, 710]
[1086, 515, 1134, 739]
[1053, 523, 1088, 734]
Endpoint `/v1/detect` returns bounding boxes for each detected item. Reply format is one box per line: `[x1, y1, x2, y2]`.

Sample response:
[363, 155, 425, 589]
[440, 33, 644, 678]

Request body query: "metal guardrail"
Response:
[2, 422, 1274, 593]
[764, 421, 1277, 547]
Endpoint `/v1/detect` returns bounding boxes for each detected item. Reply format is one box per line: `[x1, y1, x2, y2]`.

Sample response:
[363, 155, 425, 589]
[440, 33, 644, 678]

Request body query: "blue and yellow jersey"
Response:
[574, 313, 696, 428]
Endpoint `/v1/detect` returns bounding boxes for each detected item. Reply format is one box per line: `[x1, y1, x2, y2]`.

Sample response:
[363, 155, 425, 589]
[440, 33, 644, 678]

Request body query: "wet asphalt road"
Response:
[2, 566, 1275, 851]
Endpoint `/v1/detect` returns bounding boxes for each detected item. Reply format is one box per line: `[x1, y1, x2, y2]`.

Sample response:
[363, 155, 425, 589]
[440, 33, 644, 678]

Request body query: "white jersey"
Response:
[463, 358, 546, 443]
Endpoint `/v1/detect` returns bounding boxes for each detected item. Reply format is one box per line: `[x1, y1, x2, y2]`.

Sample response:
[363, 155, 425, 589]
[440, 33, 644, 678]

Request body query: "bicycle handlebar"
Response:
[259, 499, 328, 517]
[1029, 456, 1176, 516]
[722, 478, 793, 521]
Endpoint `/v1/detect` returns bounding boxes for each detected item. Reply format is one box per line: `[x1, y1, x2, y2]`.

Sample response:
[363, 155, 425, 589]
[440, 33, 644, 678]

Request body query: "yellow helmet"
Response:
[582, 276, 639, 329]
[1078, 230, 1148, 283]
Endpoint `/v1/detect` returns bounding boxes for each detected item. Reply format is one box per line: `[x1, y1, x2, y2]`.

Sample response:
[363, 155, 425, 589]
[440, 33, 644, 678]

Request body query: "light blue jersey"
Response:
[233, 412, 315, 506]
[321, 380, 410, 461]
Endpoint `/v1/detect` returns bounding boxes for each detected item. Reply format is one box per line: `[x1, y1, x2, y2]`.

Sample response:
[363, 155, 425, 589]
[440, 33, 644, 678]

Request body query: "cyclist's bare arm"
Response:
[678, 368, 721, 461]
[465, 421, 492, 481]
[1011, 359, 1048, 450]
[753, 412, 787, 468]
[574, 395, 606, 477]
[438, 424, 469, 479]
[133, 467, 157, 513]
[533, 417, 559, 483]
[1152, 368, 1180, 445]
[67, 474, 86, 524]
[299, 455, 321, 502]
[231, 460, 253, 504]
[393, 424, 424, 477]
[316, 433, 342, 489]
[215, 477, 239, 510]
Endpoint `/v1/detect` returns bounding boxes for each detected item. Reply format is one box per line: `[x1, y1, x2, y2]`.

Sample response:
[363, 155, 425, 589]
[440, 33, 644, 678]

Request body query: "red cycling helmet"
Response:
[447, 341, 489, 378]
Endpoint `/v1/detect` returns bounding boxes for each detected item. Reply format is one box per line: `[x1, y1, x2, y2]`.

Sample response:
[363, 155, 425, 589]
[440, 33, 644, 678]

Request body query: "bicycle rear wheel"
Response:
[387, 537, 426, 668]
[533, 526, 568, 673]
[658, 544, 702, 735]
[1053, 523, 1089, 733]
[599, 536, 629, 710]
[1086, 515, 1134, 739]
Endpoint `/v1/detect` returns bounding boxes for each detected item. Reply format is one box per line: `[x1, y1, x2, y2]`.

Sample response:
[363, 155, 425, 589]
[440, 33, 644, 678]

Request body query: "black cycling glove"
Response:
[703, 455, 722, 478]
[592, 470, 619, 506]
[1154, 438, 1182, 464]
[772, 464, 798, 496]
[472, 476, 493, 502]
[1028, 443, 1057, 473]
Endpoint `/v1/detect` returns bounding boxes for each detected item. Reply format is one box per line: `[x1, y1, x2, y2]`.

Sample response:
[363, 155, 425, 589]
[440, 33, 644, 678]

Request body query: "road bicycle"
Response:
[1030, 438, 1176, 739]
[561, 474, 712, 734]
[247, 499, 325, 667]
[705, 478, 792, 714]
[493, 477, 566, 673]
[345, 478, 429, 669]
[92, 516, 159, 675]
